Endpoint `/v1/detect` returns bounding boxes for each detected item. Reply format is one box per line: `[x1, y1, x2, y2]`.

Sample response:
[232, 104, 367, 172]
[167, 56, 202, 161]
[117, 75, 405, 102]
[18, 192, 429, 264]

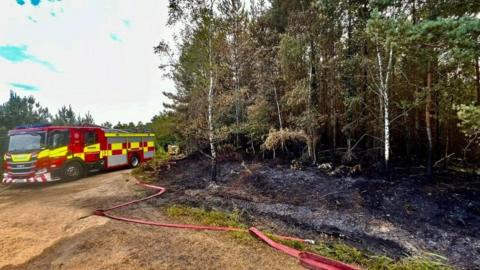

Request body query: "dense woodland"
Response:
[156, 0, 480, 179]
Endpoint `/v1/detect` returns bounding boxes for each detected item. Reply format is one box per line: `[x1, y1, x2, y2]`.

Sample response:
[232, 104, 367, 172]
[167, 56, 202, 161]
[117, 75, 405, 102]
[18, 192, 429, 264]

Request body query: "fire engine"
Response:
[2, 124, 155, 184]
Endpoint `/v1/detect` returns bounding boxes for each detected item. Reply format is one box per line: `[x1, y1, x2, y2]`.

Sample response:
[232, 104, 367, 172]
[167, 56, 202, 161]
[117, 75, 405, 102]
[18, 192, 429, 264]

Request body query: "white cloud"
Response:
[0, 0, 176, 124]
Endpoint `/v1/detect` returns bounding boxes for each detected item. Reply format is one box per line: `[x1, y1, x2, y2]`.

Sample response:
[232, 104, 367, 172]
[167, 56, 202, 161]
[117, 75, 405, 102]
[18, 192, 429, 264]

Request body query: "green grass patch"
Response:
[165, 205, 254, 244]
[271, 236, 451, 270]
[165, 205, 247, 229]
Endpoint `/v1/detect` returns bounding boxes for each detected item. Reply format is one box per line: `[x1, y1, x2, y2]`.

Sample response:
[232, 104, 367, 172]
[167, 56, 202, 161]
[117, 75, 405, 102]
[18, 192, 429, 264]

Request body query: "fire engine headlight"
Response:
[4, 153, 11, 161]
[35, 168, 48, 175]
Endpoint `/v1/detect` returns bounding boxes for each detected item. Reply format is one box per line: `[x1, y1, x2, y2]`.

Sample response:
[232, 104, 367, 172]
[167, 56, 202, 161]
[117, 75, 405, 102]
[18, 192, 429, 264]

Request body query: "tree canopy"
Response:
[160, 0, 480, 177]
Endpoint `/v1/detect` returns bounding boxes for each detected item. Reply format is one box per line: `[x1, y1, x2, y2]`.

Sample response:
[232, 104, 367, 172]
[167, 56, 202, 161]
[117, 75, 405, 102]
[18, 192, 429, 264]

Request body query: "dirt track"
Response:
[0, 170, 301, 270]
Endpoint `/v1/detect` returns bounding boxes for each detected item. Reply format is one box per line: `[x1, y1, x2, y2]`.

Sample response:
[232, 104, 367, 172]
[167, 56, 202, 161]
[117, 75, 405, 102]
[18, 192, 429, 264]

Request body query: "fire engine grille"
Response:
[7, 160, 36, 178]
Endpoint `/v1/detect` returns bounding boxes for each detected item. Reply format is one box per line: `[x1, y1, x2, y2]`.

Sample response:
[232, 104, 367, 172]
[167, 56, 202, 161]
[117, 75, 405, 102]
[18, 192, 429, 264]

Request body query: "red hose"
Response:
[94, 180, 361, 270]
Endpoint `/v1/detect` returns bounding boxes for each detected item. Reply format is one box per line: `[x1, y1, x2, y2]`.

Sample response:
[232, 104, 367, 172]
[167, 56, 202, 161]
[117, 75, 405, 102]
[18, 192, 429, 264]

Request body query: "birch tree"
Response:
[167, 0, 220, 179]
[367, 10, 402, 178]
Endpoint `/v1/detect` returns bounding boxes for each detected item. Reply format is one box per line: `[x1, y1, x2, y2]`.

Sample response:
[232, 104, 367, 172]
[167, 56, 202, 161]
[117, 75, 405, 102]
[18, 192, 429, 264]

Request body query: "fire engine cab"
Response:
[2, 124, 155, 184]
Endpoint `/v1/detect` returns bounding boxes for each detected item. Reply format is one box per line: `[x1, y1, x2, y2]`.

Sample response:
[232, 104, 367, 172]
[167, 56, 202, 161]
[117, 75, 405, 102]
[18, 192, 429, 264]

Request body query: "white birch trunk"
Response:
[307, 54, 313, 160]
[207, 0, 216, 178]
[208, 71, 216, 162]
[376, 43, 393, 173]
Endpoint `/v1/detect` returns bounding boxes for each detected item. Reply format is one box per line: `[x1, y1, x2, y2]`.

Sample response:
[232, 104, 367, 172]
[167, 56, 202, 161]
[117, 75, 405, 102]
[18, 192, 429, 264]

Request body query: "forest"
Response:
[156, 0, 480, 180]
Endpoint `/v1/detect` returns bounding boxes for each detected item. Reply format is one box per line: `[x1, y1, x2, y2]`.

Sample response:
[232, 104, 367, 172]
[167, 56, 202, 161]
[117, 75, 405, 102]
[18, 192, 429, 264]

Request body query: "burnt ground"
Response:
[149, 155, 480, 269]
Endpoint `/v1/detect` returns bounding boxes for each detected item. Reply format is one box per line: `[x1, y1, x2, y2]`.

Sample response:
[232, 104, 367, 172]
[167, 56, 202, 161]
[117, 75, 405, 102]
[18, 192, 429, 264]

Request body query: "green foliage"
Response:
[149, 112, 177, 148]
[52, 105, 77, 125]
[101, 121, 113, 128]
[51, 105, 95, 126]
[279, 34, 307, 80]
[457, 104, 480, 144]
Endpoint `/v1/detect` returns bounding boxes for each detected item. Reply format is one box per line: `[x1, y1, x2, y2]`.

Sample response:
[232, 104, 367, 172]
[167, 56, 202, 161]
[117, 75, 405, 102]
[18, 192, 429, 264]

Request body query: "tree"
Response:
[0, 91, 51, 129]
[166, 0, 224, 179]
[52, 105, 78, 125]
[366, 8, 406, 177]
[101, 121, 113, 128]
[78, 111, 95, 125]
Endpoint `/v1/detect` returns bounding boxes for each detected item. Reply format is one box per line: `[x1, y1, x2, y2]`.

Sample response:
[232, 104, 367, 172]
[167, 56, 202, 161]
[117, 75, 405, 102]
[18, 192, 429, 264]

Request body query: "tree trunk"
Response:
[329, 42, 337, 164]
[208, 73, 217, 180]
[383, 82, 391, 179]
[362, 44, 368, 152]
[435, 91, 440, 161]
[476, 56, 480, 105]
[414, 86, 420, 158]
[344, 5, 354, 164]
[404, 111, 411, 161]
[308, 39, 317, 162]
[207, 0, 217, 181]
[330, 79, 337, 164]
[444, 120, 449, 169]
[425, 63, 433, 180]
[376, 43, 393, 179]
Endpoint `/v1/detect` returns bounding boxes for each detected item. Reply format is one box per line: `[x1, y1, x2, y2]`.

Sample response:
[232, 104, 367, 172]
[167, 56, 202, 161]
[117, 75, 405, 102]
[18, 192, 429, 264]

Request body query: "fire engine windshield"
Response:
[8, 132, 47, 152]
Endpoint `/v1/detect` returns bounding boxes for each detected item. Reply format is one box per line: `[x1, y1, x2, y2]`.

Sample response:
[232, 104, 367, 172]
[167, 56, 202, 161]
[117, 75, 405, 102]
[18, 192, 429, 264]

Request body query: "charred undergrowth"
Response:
[146, 154, 480, 269]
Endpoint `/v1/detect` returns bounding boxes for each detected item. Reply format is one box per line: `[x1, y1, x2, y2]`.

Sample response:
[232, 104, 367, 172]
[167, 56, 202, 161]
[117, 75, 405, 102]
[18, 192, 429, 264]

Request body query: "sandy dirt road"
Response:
[0, 170, 301, 270]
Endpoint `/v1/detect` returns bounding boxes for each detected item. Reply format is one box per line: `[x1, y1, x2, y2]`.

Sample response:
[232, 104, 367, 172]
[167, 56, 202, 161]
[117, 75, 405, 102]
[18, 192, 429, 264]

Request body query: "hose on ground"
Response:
[94, 180, 361, 270]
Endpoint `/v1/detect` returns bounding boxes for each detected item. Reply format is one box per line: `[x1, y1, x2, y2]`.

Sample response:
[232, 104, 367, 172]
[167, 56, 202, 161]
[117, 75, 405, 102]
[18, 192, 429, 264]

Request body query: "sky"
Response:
[0, 0, 176, 124]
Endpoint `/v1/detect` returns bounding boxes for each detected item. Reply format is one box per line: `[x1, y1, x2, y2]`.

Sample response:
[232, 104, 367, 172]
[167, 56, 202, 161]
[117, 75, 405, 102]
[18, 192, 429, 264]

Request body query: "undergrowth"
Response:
[154, 147, 170, 161]
[131, 150, 170, 180]
[271, 237, 451, 270]
[165, 205, 452, 270]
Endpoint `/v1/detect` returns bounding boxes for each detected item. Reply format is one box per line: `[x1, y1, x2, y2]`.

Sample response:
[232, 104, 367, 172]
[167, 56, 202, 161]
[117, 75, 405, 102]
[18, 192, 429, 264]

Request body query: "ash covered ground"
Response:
[149, 155, 480, 269]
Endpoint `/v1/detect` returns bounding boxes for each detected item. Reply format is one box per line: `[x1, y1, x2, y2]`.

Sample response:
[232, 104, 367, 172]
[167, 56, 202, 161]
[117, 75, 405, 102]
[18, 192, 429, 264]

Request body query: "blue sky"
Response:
[0, 0, 176, 124]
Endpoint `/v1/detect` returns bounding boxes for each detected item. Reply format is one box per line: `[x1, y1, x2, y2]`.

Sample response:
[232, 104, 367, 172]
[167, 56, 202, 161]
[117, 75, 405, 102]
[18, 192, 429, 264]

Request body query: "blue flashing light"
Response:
[14, 123, 51, 129]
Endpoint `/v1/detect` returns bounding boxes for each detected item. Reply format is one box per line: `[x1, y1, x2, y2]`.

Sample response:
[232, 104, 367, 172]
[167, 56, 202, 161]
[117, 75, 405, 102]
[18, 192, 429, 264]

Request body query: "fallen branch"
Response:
[433, 153, 455, 168]
[199, 149, 214, 160]
[241, 161, 253, 175]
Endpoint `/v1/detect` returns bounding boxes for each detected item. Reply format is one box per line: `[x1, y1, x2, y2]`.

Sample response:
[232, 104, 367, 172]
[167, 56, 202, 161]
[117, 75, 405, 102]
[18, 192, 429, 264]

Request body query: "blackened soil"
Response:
[151, 156, 480, 269]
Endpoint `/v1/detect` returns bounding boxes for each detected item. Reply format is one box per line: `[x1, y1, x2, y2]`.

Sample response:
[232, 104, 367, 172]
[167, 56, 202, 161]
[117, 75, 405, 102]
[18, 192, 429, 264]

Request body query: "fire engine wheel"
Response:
[63, 161, 84, 180]
[129, 155, 140, 168]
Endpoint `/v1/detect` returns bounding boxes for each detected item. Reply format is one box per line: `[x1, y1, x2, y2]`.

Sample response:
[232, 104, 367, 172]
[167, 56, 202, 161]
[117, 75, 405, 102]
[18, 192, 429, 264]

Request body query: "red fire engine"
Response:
[2, 124, 155, 184]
